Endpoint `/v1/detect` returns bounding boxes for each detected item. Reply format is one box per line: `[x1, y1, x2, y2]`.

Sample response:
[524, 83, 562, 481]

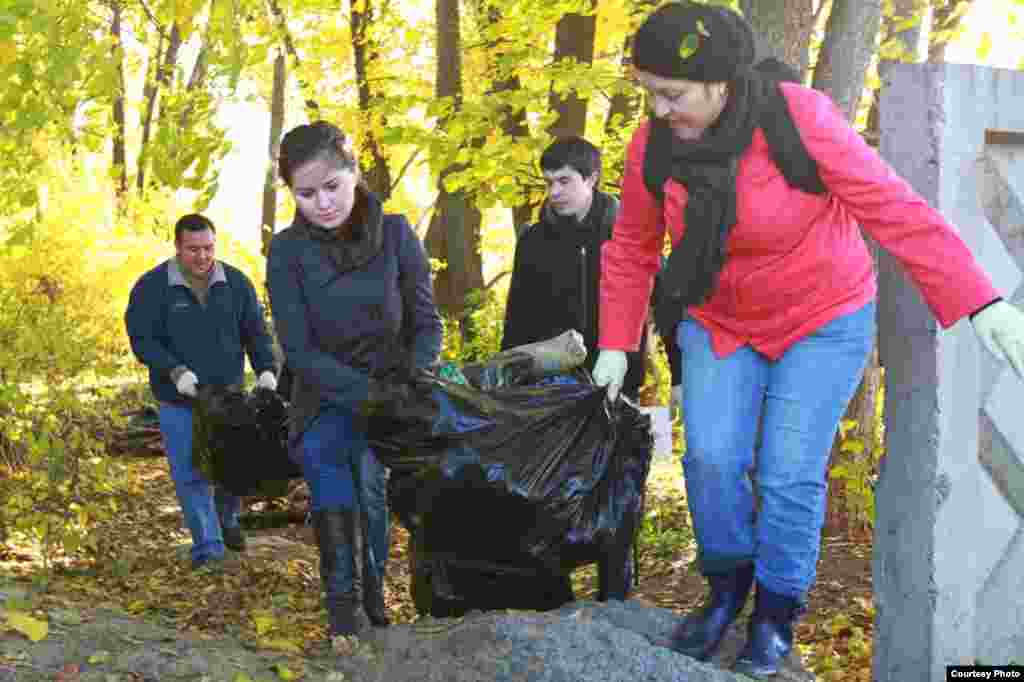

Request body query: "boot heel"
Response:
[364, 571, 391, 627]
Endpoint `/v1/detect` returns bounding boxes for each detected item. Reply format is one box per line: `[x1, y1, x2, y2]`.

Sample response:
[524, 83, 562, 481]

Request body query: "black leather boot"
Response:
[733, 584, 804, 678]
[312, 508, 372, 638]
[669, 562, 755, 661]
[362, 554, 391, 627]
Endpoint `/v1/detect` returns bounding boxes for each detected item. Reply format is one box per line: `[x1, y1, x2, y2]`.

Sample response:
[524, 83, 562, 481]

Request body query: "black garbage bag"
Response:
[192, 385, 301, 498]
[366, 371, 653, 616]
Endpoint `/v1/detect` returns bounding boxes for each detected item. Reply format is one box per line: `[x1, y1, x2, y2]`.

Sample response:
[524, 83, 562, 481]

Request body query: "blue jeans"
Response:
[298, 409, 362, 596]
[357, 448, 390, 585]
[158, 402, 241, 566]
[677, 302, 875, 598]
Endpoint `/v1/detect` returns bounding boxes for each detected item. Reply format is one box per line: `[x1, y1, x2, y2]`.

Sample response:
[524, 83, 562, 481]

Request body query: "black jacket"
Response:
[502, 190, 647, 399]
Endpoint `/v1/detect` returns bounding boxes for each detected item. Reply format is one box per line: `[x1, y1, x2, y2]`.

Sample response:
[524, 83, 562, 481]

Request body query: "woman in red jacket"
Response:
[590, 2, 1024, 677]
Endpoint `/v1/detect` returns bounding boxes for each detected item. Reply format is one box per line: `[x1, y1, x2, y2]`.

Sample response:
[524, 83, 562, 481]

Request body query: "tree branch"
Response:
[136, 0, 164, 36]
[414, 192, 441, 236]
[483, 270, 511, 292]
[387, 147, 423, 197]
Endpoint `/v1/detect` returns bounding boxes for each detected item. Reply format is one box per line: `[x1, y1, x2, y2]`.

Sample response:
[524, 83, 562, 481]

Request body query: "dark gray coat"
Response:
[266, 190, 442, 440]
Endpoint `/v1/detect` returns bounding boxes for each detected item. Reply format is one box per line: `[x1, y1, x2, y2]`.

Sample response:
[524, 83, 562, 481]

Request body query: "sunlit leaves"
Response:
[4, 610, 49, 641]
[976, 31, 994, 60]
[171, 0, 207, 38]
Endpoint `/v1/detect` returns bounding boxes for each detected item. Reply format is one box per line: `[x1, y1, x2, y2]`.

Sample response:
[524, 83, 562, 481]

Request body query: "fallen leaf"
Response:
[257, 638, 303, 655]
[271, 663, 300, 680]
[6, 610, 48, 641]
[252, 611, 276, 636]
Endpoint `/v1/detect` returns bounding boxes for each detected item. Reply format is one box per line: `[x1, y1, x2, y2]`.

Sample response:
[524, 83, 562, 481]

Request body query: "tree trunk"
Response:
[811, 0, 883, 121]
[351, 0, 392, 200]
[261, 51, 286, 257]
[603, 0, 659, 191]
[739, 0, 816, 77]
[110, 0, 127, 203]
[603, 51, 641, 140]
[425, 0, 485, 324]
[137, 24, 182, 194]
[604, 1, 653, 135]
[928, 0, 977, 63]
[266, 0, 319, 115]
[863, 0, 927, 147]
[484, 5, 533, 232]
[426, 182, 485, 318]
[547, 3, 597, 139]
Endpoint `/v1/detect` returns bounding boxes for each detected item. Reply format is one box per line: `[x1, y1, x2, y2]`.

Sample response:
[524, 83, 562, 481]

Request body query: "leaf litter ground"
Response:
[1, 453, 873, 681]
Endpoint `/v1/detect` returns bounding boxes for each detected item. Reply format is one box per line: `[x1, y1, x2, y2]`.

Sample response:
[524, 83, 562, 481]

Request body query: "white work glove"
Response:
[971, 300, 1024, 381]
[175, 370, 198, 398]
[670, 384, 682, 421]
[592, 350, 628, 402]
[256, 370, 278, 392]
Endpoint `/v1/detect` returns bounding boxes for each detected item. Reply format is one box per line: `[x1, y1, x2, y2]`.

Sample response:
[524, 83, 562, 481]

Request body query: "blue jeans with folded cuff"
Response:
[676, 302, 875, 599]
[299, 408, 363, 598]
[158, 402, 241, 567]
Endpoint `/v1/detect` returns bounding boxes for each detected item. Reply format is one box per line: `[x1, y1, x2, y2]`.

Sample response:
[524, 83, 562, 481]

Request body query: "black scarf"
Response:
[646, 73, 764, 317]
[293, 187, 384, 277]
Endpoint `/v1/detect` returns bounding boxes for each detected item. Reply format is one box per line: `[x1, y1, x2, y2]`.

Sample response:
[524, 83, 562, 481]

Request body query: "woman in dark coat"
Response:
[267, 122, 442, 641]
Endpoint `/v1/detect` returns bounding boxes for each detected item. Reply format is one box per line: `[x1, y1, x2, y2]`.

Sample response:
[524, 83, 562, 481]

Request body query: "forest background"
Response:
[1, 0, 1023, 677]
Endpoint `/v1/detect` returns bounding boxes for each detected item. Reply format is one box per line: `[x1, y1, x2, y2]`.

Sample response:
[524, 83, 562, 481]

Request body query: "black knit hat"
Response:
[631, 2, 756, 82]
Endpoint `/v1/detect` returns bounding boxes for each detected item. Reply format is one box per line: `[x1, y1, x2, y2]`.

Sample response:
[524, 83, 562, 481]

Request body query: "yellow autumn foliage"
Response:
[0, 147, 266, 388]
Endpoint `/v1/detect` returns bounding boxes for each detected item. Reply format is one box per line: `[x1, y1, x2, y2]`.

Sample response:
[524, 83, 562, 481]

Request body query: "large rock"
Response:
[346, 599, 815, 682]
[0, 598, 815, 681]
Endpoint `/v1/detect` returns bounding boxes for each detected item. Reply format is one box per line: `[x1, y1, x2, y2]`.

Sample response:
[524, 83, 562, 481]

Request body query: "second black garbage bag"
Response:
[366, 371, 653, 616]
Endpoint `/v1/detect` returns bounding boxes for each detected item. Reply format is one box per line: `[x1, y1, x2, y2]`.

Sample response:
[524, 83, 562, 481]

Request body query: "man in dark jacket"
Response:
[502, 136, 649, 400]
[125, 213, 278, 571]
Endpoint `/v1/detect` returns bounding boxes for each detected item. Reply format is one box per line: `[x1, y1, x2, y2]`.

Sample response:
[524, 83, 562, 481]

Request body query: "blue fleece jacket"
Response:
[125, 259, 277, 404]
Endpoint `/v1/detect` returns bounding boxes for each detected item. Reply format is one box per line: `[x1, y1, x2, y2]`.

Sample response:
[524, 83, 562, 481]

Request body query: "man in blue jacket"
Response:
[125, 213, 278, 571]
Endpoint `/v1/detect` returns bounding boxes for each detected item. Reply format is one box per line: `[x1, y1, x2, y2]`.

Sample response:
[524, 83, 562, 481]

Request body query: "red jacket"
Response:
[599, 82, 1000, 359]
